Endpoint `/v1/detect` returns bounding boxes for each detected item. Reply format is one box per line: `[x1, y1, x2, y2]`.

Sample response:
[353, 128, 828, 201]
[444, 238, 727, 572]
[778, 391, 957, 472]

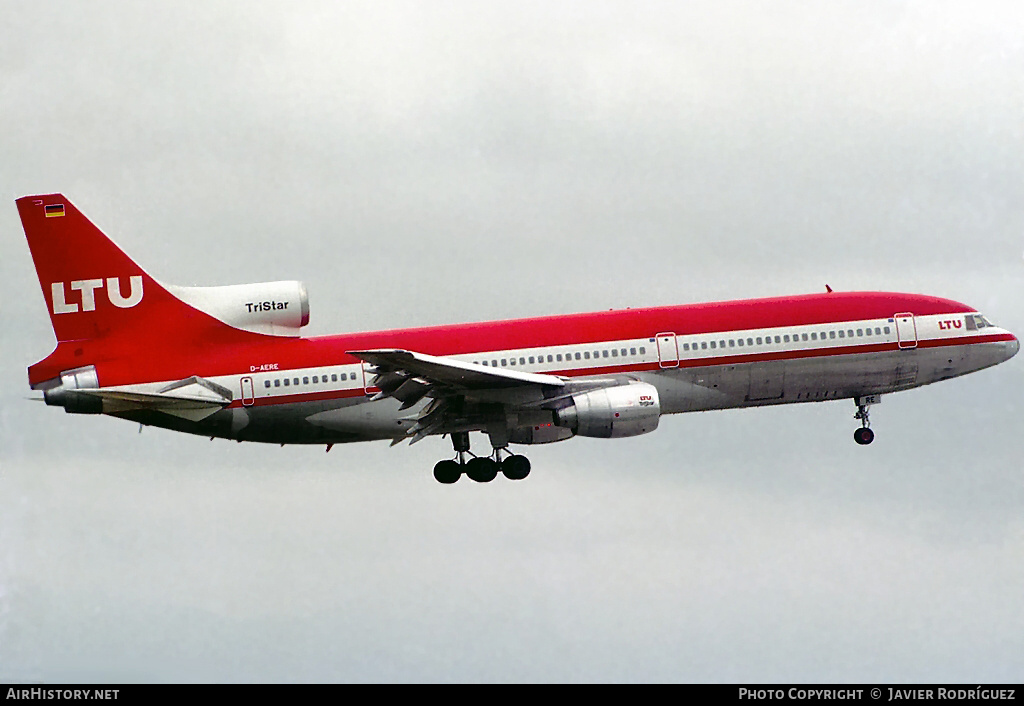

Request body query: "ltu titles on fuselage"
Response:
[246, 300, 289, 313]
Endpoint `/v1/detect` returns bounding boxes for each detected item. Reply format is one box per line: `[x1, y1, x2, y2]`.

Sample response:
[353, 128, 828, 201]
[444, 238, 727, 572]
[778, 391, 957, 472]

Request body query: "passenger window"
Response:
[611, 349, 618, 357]
[312, 376, 319, 383]
[838, 330, 845, 338]
[602, 350, 609, 358]
[492, 360, 498, 367]
[875, 328, 881, 335]
[501, 359, 507, 366]
[756, 337, 763, 345]
[529, 356, 535, 364]
[801, 334, 808, 341]
[520, 357, 526, 365]
[575, 352, 582, 360]
[829, 331, 836, 339]
[701, 342, 708, 350]
[710, 341, 717, 349]
[735, 339, 741, 347]
[264, 380, 271, 388]
[630, 347, 637, 355]
[784, 335, 790, 343]
[556, 354, 563, 362]
[274, 379, 280, 387]
[620, 349, 627, 356]
[884, 326, 891, 334]
[811, 333, 817, 341]
[331, 374, 338, 382]
[746, 338, 753, 346]
[548, 355, 554, 362]
[847, 330, 854, 337]
[350, 373, 357, 380]
[857, 329, 863, 336]
[284, 379, 290, 386]
[584, 352, 591, 359]
[774, 336, 781, 343]
[639, 346, 646, 354]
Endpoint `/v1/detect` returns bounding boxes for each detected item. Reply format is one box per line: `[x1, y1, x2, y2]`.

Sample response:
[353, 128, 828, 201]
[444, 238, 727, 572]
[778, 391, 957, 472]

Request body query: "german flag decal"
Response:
[44, 203, 66, 218]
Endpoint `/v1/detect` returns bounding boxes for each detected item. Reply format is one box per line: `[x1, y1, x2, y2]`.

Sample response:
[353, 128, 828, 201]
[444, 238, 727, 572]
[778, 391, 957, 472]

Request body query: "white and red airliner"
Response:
[19, 194, 1019, 483]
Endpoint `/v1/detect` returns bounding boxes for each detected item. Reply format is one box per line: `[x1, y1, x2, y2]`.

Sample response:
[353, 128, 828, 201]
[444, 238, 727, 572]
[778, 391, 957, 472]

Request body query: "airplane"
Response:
[18, 194, 1019, 484]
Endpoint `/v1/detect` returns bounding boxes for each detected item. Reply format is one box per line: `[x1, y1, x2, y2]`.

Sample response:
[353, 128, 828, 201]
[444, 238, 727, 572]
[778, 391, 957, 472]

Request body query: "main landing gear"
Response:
[853, 396, 876, 445]
[432, 431, 531, 484]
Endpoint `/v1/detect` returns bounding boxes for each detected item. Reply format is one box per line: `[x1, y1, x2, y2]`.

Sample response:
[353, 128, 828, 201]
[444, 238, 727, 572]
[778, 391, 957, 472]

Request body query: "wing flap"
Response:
[346, 349, 566, 444]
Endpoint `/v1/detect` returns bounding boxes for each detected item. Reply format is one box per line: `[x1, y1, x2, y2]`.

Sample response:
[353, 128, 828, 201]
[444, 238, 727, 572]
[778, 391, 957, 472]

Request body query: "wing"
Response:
[347, 348, 566, 443]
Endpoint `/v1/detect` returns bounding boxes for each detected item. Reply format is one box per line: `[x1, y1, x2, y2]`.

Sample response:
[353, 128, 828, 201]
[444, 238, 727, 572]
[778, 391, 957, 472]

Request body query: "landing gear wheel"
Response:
[433, 459, 462, 484]
[854, 427, 875, 445]
[465, 457, 499, 483]
[501, 455, 531, 481]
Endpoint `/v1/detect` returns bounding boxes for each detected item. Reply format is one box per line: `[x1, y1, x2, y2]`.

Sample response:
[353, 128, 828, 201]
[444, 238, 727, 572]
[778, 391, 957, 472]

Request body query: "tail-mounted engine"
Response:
[555, 382, 661, 438]
[165, 281, 310, 336]
[42, 365, 102, 414]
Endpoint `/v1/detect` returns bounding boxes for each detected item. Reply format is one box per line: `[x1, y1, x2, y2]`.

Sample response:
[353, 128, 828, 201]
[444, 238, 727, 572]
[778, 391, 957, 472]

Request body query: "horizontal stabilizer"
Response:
[82, 376, 232, 421]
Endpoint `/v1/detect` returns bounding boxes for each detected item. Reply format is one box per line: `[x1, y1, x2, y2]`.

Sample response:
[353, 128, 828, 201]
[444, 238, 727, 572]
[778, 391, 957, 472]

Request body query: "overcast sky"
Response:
[1, 1, 1022, 683]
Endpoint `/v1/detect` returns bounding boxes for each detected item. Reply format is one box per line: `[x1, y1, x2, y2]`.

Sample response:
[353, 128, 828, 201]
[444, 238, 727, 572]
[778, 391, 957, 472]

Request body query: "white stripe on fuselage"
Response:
[100, 311, 1005, 409]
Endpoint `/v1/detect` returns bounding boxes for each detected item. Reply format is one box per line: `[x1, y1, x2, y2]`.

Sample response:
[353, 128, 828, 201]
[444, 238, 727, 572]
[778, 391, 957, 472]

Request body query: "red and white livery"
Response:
[18, 194, 1019, 483]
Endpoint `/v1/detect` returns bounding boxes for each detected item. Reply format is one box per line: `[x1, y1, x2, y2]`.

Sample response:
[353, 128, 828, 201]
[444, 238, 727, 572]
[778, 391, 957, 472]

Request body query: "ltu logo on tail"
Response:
[50, 277, 143, 314]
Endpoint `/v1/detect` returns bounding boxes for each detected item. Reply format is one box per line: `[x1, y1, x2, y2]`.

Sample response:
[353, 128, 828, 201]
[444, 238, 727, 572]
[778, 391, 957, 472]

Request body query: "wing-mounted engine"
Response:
[164, 281, 310, 336]
[554, 382, 661, 438]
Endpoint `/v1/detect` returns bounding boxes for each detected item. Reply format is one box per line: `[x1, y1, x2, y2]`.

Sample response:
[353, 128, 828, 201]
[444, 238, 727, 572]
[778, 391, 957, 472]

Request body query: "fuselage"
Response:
[66, 291, 1017, 445]
[18, 194, 1018, 462]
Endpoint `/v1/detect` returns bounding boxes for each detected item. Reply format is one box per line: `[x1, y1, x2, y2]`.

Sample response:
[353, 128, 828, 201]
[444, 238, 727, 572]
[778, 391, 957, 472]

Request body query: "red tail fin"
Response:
[18, 194, 188, 343]
[18, 194, 261, 387]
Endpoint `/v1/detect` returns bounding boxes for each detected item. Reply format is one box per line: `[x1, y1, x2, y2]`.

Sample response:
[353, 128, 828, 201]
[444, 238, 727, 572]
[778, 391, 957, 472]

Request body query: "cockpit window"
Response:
[966, 314, 994, 331]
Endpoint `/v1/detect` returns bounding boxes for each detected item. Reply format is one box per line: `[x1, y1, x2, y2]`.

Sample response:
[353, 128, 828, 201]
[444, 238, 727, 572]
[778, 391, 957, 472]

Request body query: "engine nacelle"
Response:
[165, 281, 310, 336]
[555, 383, 661, 438]
[43, 365, 102, 414]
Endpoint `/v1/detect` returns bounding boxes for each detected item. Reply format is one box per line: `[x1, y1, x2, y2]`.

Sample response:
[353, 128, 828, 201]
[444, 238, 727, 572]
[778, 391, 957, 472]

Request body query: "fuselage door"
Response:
[361, 362, 380, 397]
[895, 312, 918, 349]
[240, 376, 255, 406]
[656, 332, 679, 368]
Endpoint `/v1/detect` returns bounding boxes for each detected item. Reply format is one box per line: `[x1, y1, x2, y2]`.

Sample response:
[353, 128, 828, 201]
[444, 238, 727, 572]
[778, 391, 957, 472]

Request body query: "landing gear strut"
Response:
[431, 433, 531, 483]
[853, 397, 875, 445]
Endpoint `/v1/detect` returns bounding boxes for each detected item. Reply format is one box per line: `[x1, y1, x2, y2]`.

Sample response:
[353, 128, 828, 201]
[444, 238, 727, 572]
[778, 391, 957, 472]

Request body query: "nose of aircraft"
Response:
[1009, 335, 1020, 359]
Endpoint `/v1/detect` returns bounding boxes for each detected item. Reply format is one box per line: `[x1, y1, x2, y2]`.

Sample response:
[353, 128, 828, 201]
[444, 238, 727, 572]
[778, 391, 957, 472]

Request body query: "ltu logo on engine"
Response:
[50, 276, 144, 314]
